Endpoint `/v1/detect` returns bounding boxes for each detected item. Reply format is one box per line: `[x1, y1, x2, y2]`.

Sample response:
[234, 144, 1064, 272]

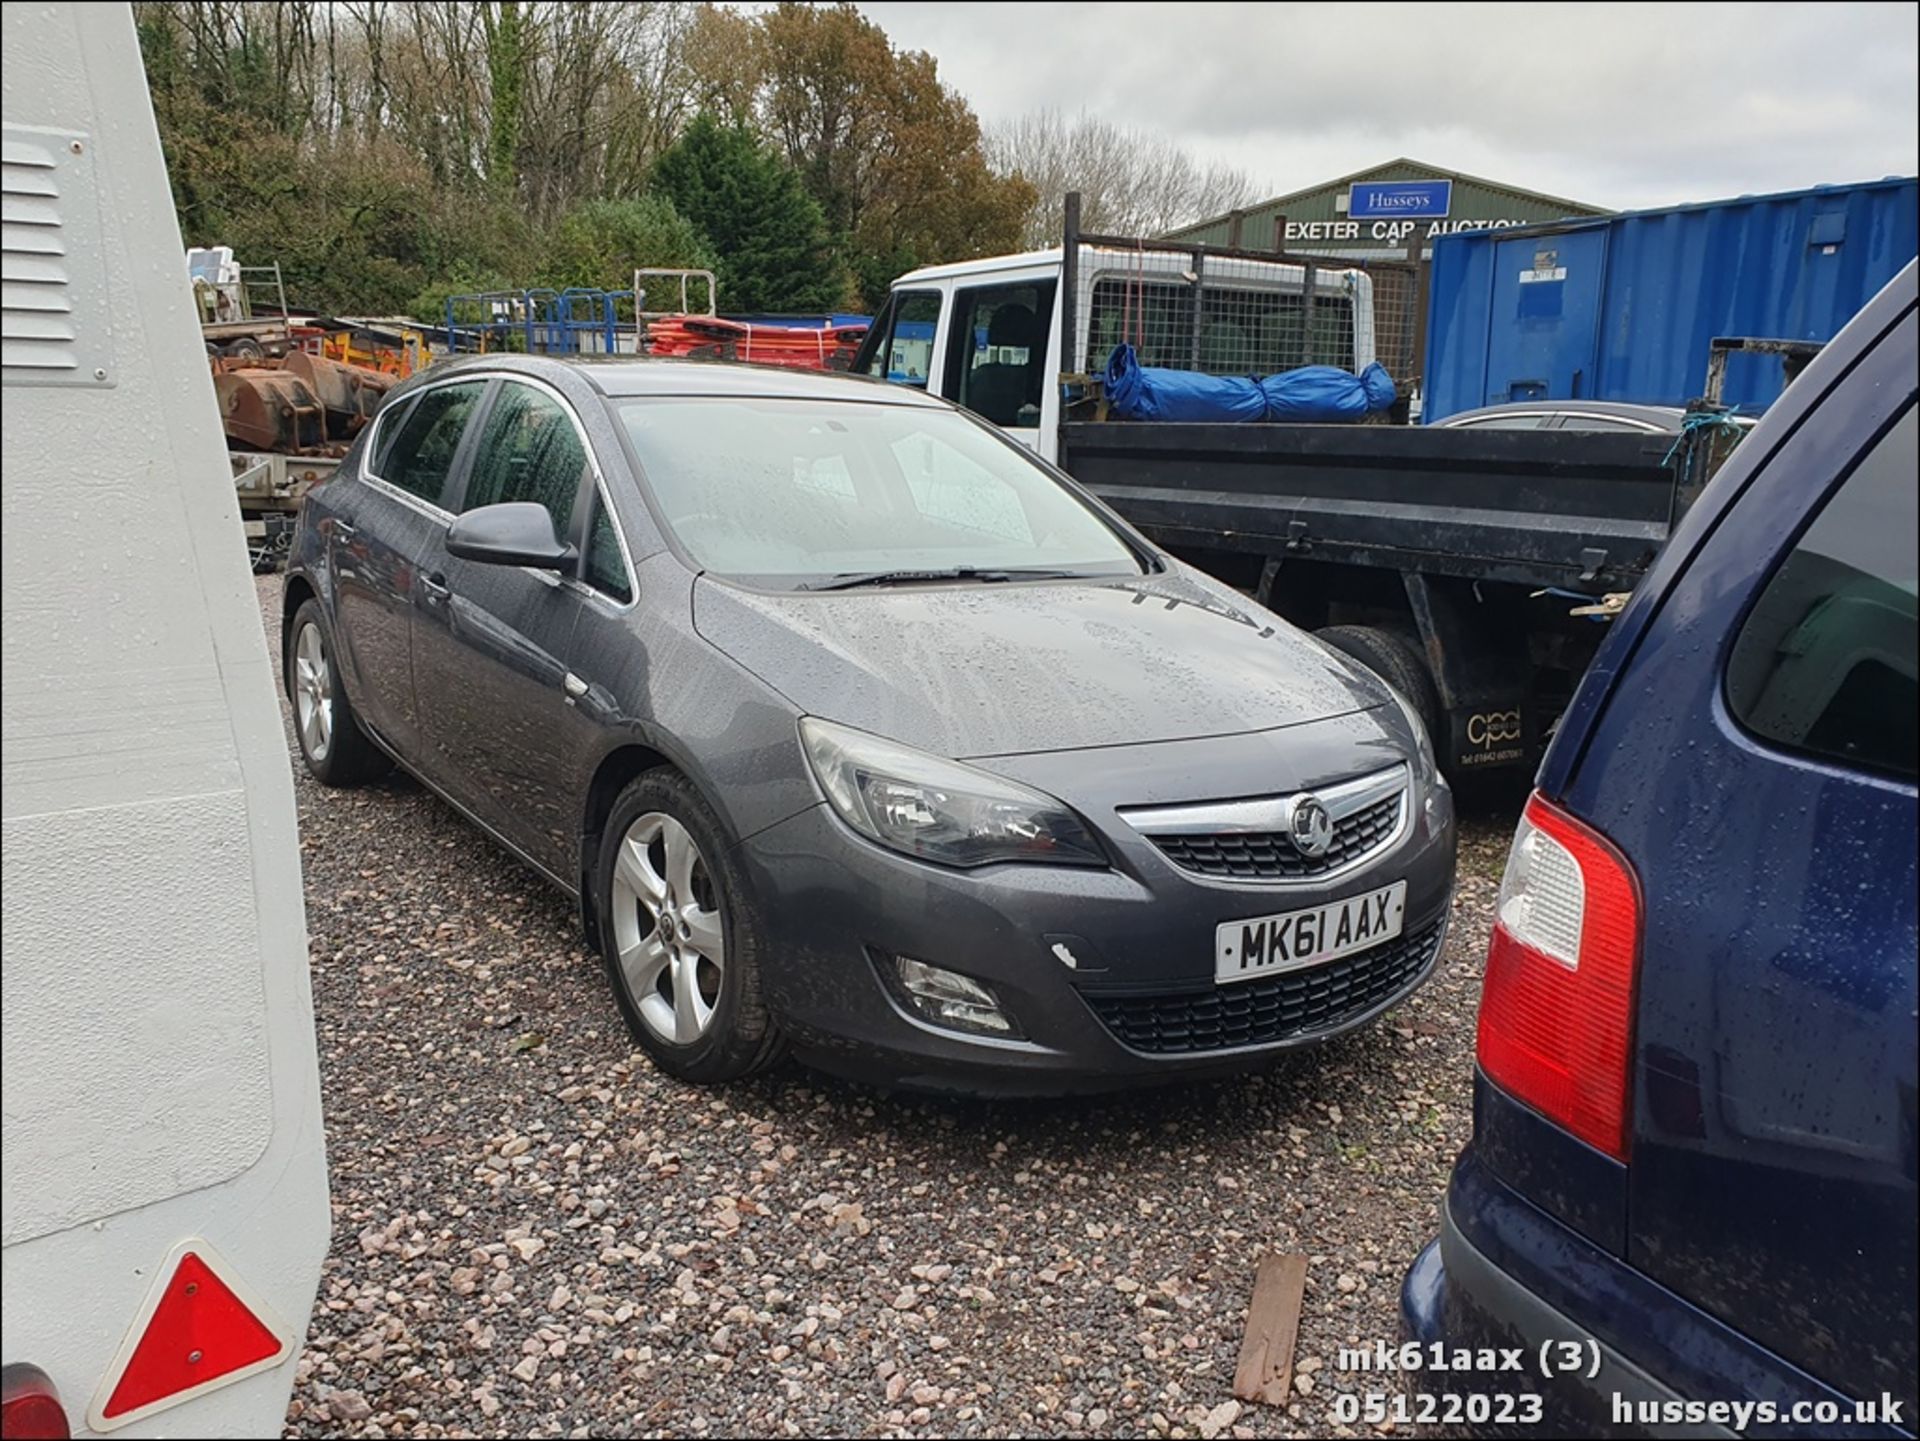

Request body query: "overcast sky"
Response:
[857, 1, 1919, 212]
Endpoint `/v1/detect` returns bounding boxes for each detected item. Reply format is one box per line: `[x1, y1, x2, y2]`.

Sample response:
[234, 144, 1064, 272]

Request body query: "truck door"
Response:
[941, 279, 1058, 451]
[1483, 229, 1606, 404]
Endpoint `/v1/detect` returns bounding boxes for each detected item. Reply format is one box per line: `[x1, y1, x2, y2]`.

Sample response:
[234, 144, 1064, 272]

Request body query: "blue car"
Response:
[1401, 260, 1916, 1437]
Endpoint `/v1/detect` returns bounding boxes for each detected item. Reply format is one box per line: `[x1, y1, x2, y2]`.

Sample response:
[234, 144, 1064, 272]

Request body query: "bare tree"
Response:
[511, 2, 705, 221]
[986, 107, 1264, 246]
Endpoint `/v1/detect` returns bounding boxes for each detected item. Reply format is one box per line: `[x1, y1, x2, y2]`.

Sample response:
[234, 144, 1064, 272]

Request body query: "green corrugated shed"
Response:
[1166, 158, 1608, 255]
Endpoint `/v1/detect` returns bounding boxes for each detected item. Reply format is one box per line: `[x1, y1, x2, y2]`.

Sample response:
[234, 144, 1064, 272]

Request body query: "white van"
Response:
[2, 4, 329, 1436]
[851, 244, 1378, 462]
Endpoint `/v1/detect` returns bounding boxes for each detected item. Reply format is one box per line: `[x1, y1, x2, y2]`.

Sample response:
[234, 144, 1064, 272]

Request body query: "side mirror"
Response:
[445, 502, 576, 571]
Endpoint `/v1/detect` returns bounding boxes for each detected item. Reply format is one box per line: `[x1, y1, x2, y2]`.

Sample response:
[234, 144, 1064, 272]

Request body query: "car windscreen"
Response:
[610, 396, 1143, 588]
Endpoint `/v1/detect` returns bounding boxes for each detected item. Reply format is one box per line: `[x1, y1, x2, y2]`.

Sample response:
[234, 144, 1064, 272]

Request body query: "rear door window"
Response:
[459, 380, 589, 542]
[378, 382, 486, 508]
[1726, 405, 1918, 779]
[370, 395, 416, 473]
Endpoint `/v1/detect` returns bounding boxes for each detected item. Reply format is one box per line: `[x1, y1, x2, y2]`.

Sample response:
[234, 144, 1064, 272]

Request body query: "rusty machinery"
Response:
[214, 351, 400, 573]
[212, 350, 397, 456]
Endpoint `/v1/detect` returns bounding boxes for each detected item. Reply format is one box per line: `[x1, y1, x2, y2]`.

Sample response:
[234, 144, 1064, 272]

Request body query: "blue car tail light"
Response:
[1476, 791, 1643, 1161]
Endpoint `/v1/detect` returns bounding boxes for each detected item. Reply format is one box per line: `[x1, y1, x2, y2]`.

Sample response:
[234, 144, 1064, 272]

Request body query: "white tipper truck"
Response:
[2, 4, 330, 1436]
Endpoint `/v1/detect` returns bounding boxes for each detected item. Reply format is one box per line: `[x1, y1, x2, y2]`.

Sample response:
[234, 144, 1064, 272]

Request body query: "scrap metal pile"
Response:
[212, 349, 397, 457]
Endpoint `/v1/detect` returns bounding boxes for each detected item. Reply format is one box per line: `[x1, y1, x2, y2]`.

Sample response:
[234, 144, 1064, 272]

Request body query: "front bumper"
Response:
[736, 729, 1457, 1094]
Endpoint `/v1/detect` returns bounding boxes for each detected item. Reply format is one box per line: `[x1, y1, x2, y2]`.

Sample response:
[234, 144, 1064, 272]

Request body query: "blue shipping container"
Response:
[1422, 177, 1918, 420]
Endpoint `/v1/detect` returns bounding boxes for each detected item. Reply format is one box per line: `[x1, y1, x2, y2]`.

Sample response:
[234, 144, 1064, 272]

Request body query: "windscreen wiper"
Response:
[804, 566, 1089, 592]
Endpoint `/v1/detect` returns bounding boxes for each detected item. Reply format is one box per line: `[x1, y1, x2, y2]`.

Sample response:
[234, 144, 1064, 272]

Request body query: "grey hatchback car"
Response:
[282, 356, 1456, 1092]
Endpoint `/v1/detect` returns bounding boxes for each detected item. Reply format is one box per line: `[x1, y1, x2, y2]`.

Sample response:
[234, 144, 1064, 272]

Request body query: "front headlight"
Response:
[1389, 688, 1438, 775]
[799, 717, 1104, 868]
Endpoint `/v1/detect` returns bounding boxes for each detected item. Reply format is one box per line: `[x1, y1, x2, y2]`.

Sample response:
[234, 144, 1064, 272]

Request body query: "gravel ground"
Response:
[260, 576, 1517, 1441]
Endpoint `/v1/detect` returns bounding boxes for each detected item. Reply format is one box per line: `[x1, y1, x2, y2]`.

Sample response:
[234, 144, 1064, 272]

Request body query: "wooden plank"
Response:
[1232, 1251, 1308, 1406]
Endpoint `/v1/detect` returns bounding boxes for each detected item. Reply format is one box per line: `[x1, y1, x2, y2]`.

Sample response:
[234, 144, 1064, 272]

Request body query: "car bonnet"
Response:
[690, 567, 1391, 760]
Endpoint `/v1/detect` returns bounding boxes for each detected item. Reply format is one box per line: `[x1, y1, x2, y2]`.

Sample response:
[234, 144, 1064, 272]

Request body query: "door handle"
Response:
[563, 672, 590, 700]
[420, 572, 451, 601]
[332, 520, 356, 540]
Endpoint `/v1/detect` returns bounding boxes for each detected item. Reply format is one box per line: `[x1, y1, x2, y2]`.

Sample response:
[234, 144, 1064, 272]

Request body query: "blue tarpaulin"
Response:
[1103, 344, 1396, 424]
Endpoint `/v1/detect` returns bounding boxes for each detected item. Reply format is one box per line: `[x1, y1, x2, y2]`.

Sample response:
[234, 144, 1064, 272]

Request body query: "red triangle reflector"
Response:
[96, 1247, 288, 1427]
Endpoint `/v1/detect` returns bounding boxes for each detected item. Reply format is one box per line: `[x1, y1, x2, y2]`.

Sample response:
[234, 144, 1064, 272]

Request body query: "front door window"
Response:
[942, 281, 1057, 430]
[459, 381, 588, 547]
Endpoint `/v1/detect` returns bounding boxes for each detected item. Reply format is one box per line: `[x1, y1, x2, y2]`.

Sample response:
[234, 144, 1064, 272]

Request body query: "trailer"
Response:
[232, 451, 341, 572]
[188, 247, 297, 360]
[211, 348, 395, 571]
[3, 6, 330, 1439]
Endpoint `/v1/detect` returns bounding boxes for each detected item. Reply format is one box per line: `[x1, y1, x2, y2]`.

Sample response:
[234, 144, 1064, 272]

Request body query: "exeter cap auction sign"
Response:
[1348, 180, 1453, 219]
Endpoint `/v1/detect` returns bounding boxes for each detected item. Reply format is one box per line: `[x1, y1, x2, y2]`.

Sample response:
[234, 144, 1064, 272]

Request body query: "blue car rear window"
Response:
[1726, 405, 1917, 780]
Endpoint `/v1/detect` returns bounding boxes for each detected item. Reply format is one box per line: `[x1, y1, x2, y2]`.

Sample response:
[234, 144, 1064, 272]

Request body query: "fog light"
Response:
[891, 956, 1016, 1037]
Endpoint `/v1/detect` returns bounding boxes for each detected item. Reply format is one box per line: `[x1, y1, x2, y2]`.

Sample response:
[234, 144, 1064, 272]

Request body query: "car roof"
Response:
[1438, 400, 1688, 428]
[413, 352, 947, 407]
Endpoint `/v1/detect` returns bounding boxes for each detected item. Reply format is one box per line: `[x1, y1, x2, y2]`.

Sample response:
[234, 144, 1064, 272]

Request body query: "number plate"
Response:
[1215, 882, 1408, 985]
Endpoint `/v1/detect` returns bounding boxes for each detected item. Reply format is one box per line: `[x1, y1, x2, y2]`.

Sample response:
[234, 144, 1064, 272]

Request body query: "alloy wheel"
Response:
[610, 811, 726, 1045]
[293, 621, 334, 762]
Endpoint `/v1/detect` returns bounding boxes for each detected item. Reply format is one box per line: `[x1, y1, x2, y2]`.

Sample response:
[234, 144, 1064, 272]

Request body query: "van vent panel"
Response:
[3, 126, 112, 386]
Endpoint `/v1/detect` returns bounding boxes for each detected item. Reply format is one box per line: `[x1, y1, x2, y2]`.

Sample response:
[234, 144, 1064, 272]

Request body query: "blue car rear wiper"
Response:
[804, 566, 1087, 592]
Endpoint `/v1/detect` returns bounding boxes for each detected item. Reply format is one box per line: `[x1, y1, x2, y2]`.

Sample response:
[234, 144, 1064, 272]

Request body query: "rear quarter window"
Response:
[370, 395, 416, 475]
[1726, 404, 1918, 780]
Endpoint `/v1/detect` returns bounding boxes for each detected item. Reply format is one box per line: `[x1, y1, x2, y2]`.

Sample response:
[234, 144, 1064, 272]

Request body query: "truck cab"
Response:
[852, 246, 1378, 462]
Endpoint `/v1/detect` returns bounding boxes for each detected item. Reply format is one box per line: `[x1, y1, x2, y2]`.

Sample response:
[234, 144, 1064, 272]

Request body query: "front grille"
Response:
[1083, 920, 1443, 1055]
[1149, 792, 1403, 880]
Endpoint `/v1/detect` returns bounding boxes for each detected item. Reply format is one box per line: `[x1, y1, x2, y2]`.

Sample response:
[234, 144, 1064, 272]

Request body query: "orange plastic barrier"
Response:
[644, 315, 869, 371]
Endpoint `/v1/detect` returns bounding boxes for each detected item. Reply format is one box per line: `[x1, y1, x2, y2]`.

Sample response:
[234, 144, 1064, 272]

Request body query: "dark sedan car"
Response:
[282, 356, 1455, 1091]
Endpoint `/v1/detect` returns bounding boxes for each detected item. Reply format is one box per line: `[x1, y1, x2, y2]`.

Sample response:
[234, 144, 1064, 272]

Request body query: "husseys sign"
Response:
[1349, 180, 1452, 218]
[1282, 178, 1542, 247]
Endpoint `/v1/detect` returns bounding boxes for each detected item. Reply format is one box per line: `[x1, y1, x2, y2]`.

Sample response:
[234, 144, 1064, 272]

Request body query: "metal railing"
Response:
[193, 261, 291, 336]
[634, 268, 718, 320]
[442, 288, 624, 355]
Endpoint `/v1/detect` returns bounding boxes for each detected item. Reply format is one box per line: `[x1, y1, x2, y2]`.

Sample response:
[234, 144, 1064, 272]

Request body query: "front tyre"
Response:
[595, 768, 784, 1084]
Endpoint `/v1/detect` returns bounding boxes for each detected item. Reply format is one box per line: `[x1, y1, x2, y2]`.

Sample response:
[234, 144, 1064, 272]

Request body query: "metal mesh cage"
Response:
[1060, 209, 1423, 399]
[1077, 256, 1365, 378]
